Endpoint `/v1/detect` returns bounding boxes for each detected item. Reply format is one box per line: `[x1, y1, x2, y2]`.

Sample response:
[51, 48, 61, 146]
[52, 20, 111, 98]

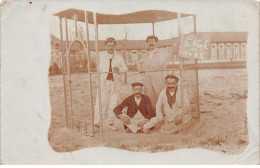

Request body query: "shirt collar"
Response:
[105, 52, 114, 59]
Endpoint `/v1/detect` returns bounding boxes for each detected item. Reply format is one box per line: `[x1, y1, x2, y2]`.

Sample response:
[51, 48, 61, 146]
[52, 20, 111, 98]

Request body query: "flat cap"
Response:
[131, 82, 143, 87]
[146, 35, 158, 42]
[165, 74, 179, 82]
[104, 37, 116, 45]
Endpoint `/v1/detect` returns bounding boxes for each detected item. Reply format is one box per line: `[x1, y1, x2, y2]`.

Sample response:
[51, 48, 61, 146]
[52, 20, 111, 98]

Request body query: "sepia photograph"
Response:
[1, 0, 259, 164]
[48, 7, 248, 153]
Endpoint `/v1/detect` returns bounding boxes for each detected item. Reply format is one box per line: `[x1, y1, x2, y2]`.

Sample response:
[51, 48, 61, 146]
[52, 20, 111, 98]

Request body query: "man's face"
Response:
[132, 86, 142, 98]
[166, 78, 178, 91]
[147, 39, 157, 51]
[106, 41, 115, 54]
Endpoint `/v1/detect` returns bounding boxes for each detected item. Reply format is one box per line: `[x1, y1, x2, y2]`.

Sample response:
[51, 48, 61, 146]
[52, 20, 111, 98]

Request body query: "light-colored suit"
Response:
[144, 86, 189, 129]
[137, 48, 171, 107]
[93, 51, 128, 125]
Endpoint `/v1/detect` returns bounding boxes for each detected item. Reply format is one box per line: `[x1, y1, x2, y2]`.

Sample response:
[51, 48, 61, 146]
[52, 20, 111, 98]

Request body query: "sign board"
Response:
[178, 33, 211, 59]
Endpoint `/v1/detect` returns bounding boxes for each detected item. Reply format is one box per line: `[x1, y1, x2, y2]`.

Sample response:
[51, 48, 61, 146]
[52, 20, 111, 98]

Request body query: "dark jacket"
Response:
[113, 94, 155, 120]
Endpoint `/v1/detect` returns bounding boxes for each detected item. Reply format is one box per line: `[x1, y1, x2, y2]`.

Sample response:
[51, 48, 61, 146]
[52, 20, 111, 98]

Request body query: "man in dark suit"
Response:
[113, 82, 158, 133]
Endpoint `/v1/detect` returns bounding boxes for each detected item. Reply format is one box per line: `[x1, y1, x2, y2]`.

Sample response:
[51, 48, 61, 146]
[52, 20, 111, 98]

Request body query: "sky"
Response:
[49, 0, 254, 41]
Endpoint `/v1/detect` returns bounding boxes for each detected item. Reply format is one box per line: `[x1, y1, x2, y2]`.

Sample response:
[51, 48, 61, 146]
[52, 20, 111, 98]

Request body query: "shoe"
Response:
[143, 128, 150, 134]
[125, 128, 131, 133]
[94, 123, 100, 128]
[108, 124, 119, 131]
[136, 129, 143, 133]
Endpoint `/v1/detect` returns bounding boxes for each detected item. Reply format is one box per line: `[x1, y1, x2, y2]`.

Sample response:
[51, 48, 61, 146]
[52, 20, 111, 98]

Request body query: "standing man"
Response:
[93, 37, 128, 130]
[137, 35, 171, 108]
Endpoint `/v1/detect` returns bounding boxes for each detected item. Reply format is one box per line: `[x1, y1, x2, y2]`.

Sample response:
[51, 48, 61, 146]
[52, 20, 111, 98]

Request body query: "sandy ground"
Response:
[48, 68, 248, 153]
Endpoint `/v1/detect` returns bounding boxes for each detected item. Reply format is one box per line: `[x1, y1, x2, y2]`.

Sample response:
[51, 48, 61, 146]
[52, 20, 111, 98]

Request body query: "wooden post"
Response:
[59, 17, 69, 128]
[65, 17, 74, 128]
[85, 11, 95, 137]
[177, 12, 186, 134]
[193, 15, 200, 121]
[93, 12, 104, 139]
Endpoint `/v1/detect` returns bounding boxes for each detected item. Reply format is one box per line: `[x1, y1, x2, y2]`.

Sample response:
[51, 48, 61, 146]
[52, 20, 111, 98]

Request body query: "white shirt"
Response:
[133, 97, 145, 119]
[135, 97, 141, 106]
[156, 87, 190, 122]
[169, 91, 174, 96]
[91, 51, 128, 89]
[106, 53, 114, 59]
[148, 49, 156, 60]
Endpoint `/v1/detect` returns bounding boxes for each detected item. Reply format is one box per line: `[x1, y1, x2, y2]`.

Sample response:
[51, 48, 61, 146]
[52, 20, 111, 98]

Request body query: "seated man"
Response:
[152, 74, 189, 134]
[113, 82, 158, 133]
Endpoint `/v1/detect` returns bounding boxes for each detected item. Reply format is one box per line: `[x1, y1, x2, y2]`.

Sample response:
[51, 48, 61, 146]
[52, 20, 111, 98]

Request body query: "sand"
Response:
[48, 68, 248, 153]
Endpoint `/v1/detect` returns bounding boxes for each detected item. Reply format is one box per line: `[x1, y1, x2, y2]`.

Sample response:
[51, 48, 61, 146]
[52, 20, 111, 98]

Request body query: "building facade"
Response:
[50, 32, 248, 74]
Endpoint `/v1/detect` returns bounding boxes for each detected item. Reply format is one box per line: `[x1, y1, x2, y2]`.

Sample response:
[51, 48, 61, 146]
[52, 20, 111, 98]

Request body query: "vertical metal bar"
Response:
[94, 12, 104, 139]
[65, 17, 74, 128]
[152, 22, 155, 36]
[59, 17, 69, 128]
[124, 42, 127, 84]
[193, 15, 200, 121]
[74, 12, 78, 38]
[177, 12, 186, 134]
[85, 11, 95, 137]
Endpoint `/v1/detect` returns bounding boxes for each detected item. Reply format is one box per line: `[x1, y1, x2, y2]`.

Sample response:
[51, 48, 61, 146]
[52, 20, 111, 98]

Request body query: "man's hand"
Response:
[175, 115, 182, 125]
[120, 115, 131, 125]
[113, 67, 120, 73]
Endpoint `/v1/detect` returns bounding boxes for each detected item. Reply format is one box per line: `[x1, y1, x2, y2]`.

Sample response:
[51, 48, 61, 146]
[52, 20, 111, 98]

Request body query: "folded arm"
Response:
[155, 92, 164, 122]
[113, 98, 129, 117]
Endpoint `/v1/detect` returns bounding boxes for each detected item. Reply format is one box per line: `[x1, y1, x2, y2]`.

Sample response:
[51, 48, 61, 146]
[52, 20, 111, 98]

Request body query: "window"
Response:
[132, 50, 138, 64]
[219, 43, 225, 59]
[55, 44, 60, 50]
[226, 43, 232, 59]
[211, 43, 217, 60]
[241, 43, 247, 58]
[234, 43, 240, 59]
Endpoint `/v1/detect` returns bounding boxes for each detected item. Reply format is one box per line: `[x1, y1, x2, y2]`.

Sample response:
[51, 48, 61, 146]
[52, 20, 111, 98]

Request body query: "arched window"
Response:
[226, 43, 232, 59]
[219, 43, 225, 60]
[127, 50, 133, 65]
[132, 50, 138, 64]
[121, 50, 125, 57]
[234, 43, 240, 59]
[241, 43, 247, 58]
[142, 50, 148, 56]
[55, 44, 60, 50]
[211, 43, 217, 60]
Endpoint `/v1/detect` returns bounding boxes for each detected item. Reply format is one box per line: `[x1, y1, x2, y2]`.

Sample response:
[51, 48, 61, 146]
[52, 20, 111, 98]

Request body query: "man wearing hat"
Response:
[137, 35, 171, 108]
[113, 82, 158, 133]
[149, 74, 190, 134]
[93, 37, 128, 130]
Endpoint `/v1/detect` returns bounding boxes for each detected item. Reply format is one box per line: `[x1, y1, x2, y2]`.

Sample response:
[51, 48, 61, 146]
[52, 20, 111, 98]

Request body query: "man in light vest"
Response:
[137, 35, 171, 108]
[93, 37, 128, 130]
[145, 74, 190, 134]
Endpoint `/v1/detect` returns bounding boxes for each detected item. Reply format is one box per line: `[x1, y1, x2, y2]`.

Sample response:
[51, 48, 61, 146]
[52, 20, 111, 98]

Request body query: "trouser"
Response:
[121, 114, 159, 133]
[143, 72, 165, 108]
[94, 80, 118, 125]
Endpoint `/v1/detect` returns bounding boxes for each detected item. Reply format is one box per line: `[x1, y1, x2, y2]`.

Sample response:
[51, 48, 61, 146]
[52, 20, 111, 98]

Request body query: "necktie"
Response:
[166, 87, 177, 108]
[106, 58, 114, 81]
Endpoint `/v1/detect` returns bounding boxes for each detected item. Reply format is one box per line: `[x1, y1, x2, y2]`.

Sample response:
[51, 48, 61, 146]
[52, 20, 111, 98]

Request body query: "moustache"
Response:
[149, 44, 155, 46]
